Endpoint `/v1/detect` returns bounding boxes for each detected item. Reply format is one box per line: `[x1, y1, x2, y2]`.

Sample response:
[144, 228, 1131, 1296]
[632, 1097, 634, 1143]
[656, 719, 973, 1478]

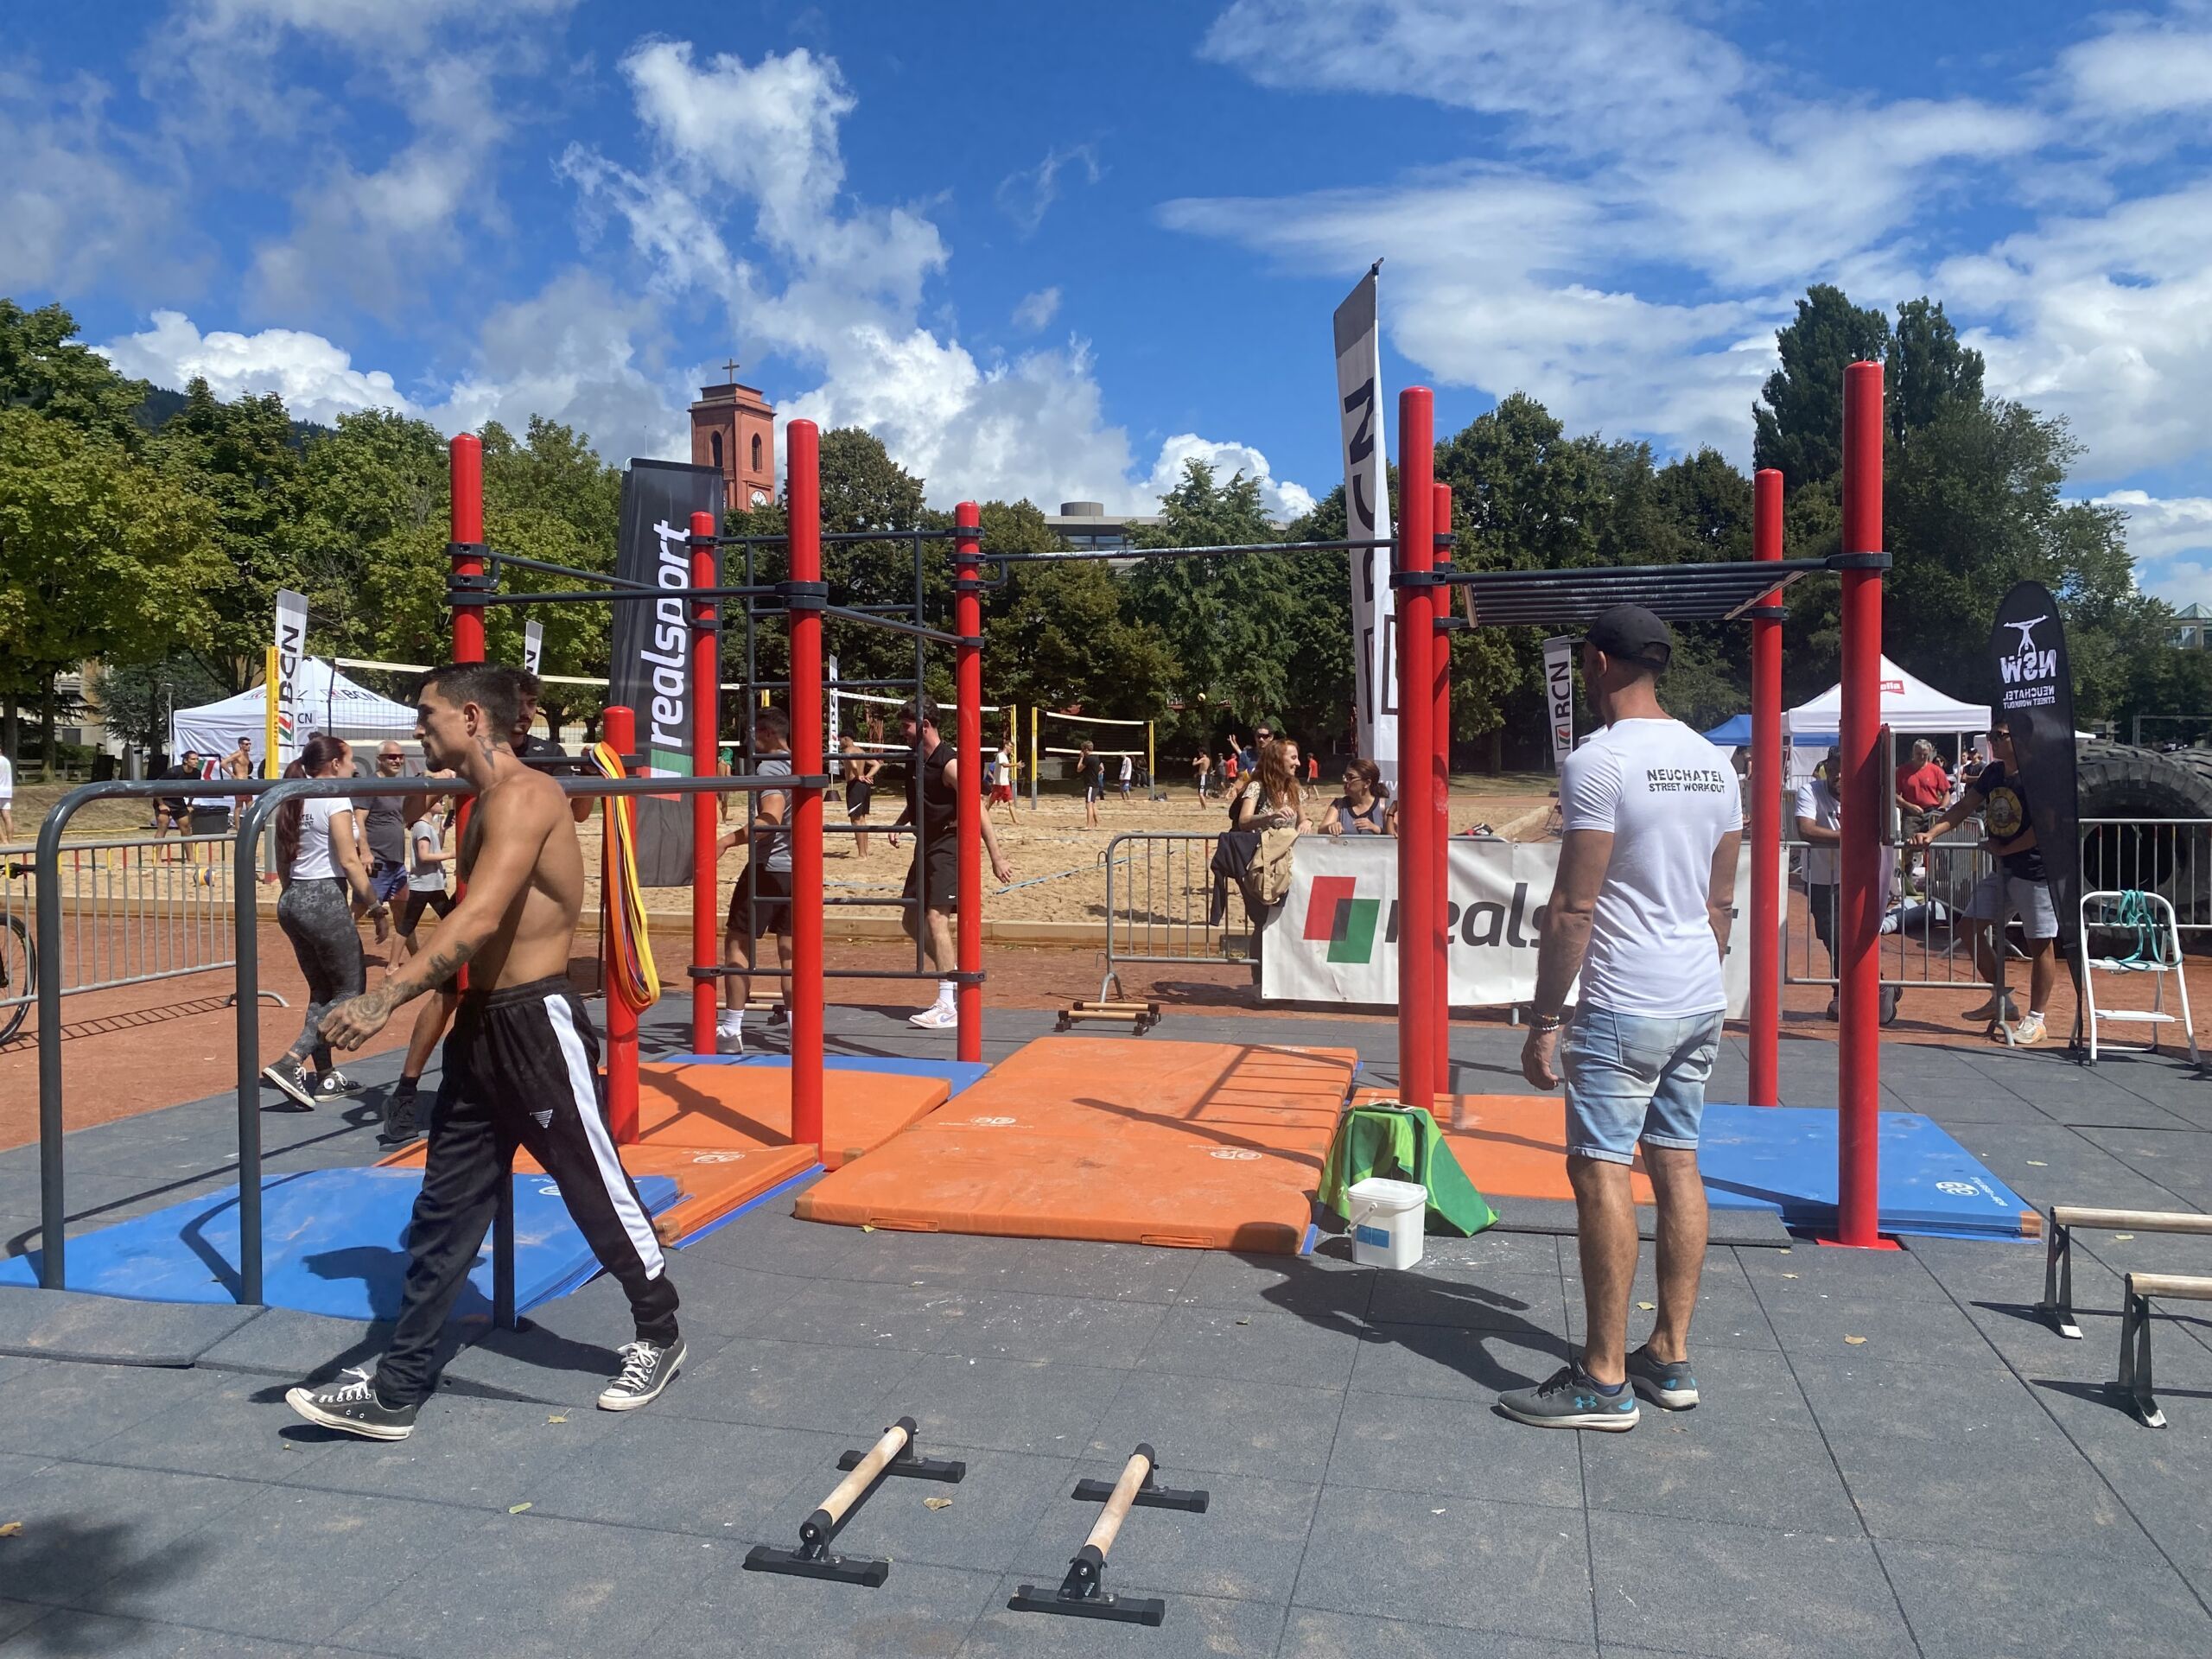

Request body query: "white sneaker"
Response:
[907, 1002, 957, 1029]
[715, 1013, 745, 1056]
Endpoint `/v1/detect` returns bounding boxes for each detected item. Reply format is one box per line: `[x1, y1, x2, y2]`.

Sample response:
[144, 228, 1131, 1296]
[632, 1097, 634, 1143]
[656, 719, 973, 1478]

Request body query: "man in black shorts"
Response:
[885, 696, 1013, 1028]
[715, 706, 793, 1055]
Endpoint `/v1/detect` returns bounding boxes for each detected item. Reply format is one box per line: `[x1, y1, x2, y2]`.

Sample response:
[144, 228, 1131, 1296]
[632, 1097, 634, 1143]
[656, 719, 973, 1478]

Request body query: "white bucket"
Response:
[1346, 1176, 1427, 1269]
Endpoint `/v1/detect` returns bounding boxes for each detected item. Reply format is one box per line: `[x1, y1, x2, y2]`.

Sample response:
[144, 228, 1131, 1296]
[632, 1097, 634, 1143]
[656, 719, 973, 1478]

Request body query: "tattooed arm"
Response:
[319, 776, 554, 1050]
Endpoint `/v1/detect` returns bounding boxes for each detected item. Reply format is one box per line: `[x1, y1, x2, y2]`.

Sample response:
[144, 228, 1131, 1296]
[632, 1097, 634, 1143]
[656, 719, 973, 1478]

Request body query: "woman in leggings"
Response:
[262, 734, 375, 1109]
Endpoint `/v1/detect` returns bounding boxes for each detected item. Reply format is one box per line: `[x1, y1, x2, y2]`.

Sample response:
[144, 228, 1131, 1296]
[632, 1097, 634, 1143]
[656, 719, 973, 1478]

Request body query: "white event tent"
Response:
[168, 658, 417, 768]
[1782, 655, 1991, 788]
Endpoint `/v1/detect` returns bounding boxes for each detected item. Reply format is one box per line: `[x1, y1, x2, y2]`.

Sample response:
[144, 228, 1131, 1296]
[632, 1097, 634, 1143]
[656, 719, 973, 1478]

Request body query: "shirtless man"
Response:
[285, 662, 682, 1440]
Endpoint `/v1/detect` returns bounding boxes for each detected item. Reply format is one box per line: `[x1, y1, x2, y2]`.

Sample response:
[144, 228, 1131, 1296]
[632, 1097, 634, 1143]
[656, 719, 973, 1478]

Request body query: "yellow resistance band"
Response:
[592, 741, 659, 1011]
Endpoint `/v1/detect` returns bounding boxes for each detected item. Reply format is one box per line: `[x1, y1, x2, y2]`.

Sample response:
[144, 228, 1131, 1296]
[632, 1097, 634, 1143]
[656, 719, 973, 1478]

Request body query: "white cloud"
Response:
[2062, 9, 2212, 119]
[96, 309, 421, 423]
[0, 68, 188, 298]
[995, 143, 1101, 236]
[1147, 434, 1315, 521]
[2097, 490, 2212, 607]
[1012, 287, 1061, 332]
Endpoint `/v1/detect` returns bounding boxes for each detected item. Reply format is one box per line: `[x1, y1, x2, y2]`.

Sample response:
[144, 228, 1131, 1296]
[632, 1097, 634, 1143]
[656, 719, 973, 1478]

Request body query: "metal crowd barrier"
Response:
[1096, 831, 1255, 1003]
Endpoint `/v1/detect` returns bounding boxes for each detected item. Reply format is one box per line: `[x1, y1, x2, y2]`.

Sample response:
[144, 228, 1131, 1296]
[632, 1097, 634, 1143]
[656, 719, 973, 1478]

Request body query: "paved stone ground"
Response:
[4, 1005, 2212, 1657]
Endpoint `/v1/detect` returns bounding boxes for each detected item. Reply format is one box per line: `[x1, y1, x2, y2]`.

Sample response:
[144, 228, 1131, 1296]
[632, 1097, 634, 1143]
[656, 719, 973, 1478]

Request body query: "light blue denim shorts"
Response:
[1561, 1005, 1724, 1166]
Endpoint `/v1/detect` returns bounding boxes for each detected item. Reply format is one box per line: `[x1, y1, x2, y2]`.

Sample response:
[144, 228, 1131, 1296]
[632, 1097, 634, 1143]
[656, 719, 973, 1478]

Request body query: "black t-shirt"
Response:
[909, 741, 957, 842]
[1974, 761, 2044, 880]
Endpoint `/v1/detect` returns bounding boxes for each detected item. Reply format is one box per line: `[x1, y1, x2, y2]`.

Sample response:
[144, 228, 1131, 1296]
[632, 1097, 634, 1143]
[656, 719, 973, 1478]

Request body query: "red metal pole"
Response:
[601, 704, 641, 1145]
[1431, 480, 1453, 1096]
[1837, 361, 1885, 1247]
[690, 510, 721, 1058]
[1750, 468, 1783, 1109]
[449, 434, 484, 665]
[1395, 387, 1436, 1112]
[953, 501, 984, 1064]
[786, 422, 826, 1154]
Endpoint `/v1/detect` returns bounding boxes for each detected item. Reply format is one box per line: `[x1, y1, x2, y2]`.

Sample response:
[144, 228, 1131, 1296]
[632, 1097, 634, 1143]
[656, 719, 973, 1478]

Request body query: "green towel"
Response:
[1319, 1103, 1497, 1237]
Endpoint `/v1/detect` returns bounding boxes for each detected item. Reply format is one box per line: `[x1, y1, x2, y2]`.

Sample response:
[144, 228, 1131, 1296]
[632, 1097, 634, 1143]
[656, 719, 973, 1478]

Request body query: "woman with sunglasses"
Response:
[1319, 758, 1390, 836]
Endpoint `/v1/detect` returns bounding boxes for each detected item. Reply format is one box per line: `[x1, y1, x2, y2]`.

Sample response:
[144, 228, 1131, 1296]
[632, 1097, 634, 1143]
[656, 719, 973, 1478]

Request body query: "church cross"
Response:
[721, 357, 741, 382]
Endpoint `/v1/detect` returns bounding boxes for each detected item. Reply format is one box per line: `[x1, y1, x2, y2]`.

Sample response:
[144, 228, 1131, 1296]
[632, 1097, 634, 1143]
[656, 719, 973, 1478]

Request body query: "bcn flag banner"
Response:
[1332, 265, 1399, 788]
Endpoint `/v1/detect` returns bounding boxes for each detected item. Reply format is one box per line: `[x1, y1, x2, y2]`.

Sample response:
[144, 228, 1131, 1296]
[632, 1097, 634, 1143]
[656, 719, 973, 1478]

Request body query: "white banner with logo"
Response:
[1262, 835, 1755, 1015]
[273, 588, 309, 766]
[523, 620, 543, 677]
[827, 653, 841, 764]
[1542, 635, 1574, 774]
[1332, 267, 1397, 789]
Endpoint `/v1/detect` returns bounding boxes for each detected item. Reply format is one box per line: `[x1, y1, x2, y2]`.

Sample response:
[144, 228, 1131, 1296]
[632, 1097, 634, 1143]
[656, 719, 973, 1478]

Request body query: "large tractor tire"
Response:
[2073, 741, 2212, 947]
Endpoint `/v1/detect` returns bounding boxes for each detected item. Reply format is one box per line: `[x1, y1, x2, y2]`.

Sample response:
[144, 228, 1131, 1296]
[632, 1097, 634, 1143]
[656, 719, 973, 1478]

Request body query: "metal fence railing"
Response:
[1097, 831, 1255, 1001]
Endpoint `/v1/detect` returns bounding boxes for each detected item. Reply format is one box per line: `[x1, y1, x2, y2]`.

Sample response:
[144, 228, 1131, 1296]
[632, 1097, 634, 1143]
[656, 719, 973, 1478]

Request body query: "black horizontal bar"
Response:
[819, 607, 963, 647]
[448, 585, 779, 609]
[990, 537, 1391, 565]
[1446, 557, 1827, 588]
[484, 551, 658, 594]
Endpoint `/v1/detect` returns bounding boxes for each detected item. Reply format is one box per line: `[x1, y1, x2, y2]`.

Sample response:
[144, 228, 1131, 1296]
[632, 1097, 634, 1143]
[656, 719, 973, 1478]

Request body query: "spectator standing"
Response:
[153, 751, 201, 857]
[1306, 752, 1320, 787]
[0, 746, 12, 842]
[715, 707, 794, 1056]
[1078, 741, 1103, 829]
[1894, 739, 1948, 895]
[1118, 751, 1134, 803]
[1504, 607, 1738, 1433]
[842, 720, 882, 856]
[1192, 750, 1211, 804]
[391, 798, 456, 972]
[1320, 758, 1390, 836]
[1222, 747, 1239, 790]
[361, 742, 413, 944]
[263, 734, 374, 1109]
[886, 696, 1014, 1027]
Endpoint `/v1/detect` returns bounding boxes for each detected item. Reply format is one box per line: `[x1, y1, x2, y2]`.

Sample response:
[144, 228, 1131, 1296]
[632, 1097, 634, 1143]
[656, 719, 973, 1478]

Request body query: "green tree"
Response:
[982, 499, 1176, 728]
[0, 300, 148, 444]
[1751, 284, 1891, 490]
[1887, 297, 1985, 451]
[90, 652, 229, 753]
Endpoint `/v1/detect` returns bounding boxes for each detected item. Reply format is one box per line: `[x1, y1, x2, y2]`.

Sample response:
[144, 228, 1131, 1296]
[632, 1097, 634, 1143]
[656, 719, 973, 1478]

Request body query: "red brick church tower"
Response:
[689, 360, 776, 510]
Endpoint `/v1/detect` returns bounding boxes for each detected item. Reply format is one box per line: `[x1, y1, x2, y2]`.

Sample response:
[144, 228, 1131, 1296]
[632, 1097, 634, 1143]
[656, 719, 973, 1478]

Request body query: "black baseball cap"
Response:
[1580, 605, 1672, 670]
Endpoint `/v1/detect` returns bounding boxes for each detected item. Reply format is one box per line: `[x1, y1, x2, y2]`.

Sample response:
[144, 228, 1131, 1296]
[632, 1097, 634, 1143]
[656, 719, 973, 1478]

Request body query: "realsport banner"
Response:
[612, 458, 725, 887]
[1989, 582, 2082, 956]
[1332, 266, 1398, 789]
[1542, 635, 1575, 774]
[1262, 835, 1758, 1015]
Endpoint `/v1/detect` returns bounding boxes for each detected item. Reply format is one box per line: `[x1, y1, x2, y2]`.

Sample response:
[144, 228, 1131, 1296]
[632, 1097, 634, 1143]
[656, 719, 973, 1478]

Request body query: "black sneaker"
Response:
[285, 1368, 418, 1440]
[377, 1088, 422, 1148]
[315, 1071, 362, 1100]
[1625, 1344, 1700, 1410]
[261, 1063, 315, 1110]
[1497, 1362, 1639, 1431]
[598, 1337, 685, 1411]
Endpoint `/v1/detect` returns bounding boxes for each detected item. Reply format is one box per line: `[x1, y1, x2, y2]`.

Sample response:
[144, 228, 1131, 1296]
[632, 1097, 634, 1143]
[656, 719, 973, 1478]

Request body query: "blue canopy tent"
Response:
[1703, 715, 1831, 749]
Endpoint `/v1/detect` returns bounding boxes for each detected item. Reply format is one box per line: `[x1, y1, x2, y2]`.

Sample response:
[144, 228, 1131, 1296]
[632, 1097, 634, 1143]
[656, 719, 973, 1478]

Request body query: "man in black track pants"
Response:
[285, 662, 682, 1440]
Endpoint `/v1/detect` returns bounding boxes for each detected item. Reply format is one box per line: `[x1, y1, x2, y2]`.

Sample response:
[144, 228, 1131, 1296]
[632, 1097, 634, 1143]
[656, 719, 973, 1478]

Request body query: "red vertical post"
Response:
[1395, 387, 1436, 1112]
[1836, 361, 1885, 1247]
[1749, 469, 1784, 1109]
[601, 704, 641, 1144]
[689, 511, 721, 1058]
[953, 501, 984, 1063]
[1431, 480, 1453, 1095]
[449, 434, 484, 665]
[786, 422, 826, 1154]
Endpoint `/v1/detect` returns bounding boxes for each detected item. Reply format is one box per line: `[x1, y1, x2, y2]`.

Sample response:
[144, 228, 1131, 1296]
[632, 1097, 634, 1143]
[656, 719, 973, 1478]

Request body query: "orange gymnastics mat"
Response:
[1355, 1089, 1656, 1205]
[795, 1036, 1360, 1253]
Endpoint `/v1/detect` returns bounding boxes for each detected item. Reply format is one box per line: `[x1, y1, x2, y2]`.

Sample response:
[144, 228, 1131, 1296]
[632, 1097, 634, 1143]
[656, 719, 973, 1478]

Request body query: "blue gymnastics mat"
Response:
[1695, 1105, 2037, 1241]
[670, 1052, 992, 1096]
[0, 1167, 680, 1318]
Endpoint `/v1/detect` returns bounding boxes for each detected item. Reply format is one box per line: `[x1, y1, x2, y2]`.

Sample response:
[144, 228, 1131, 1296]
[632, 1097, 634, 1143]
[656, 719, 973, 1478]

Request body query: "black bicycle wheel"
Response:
[0, 916, 32, 1046]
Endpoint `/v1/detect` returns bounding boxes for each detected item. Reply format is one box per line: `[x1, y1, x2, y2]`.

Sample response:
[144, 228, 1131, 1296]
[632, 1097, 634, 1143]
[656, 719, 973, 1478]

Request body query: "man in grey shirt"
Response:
[715, 706, 793, 1055]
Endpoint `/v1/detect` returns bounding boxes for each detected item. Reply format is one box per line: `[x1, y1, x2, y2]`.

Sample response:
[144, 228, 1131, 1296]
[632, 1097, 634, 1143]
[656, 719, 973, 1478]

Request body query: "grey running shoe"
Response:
[1498, 1363, 1639, 1431]
[261, 1063, 315, 1110]
[1962, 992, 2019, 1023]
[598, 1337, 686, 1411]
[1626, 1344, 1700, 1410]
[285, 1368, 418, 1440]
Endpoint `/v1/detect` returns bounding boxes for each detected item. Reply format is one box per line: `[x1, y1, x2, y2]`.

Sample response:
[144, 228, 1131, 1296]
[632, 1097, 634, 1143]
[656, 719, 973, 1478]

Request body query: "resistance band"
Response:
[592, 741, 659, 1011]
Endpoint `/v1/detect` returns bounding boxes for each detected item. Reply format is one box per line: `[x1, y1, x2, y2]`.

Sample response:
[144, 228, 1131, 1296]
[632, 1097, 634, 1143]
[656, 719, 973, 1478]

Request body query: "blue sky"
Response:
[7, 1, 2211, 600]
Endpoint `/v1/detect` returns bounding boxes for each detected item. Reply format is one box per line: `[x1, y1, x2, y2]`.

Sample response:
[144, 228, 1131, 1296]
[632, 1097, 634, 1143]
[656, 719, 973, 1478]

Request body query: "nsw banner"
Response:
[1332, 266, 1397, 788]
[1989, 582, 2082, 956]
[1262, 836, 1758, 1016]
[612, 459, 725, 886]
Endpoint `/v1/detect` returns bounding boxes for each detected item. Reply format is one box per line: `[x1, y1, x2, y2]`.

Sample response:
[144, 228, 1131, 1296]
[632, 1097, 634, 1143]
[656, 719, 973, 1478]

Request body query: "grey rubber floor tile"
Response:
[1795, 1355, 2151, 1558]
[0, 1609, 310, 1656]
[831, 1230, 1026, 1287]
[0, 1459, 264, 1615]
[925, 1288, 1173, 1369]
[780, 1446, 1074, 1577]
[529, 1258, 806, 1342]
[1294, 1484, 1591, 1643]
[79, 1370, 346, 1483]
[969, 1578, 1281, 1657]
[1087, 1370, 1344, 1481]
[652, 1333, 918, 1434]
[740, 1276, 1009, 1352]
[891, 1352, 1124, 1457]
[677, 1207, 868, 1280]
[0, 1604, 44, 1644]
[187, 1305, 391, 1381]
[1135, 1303, 1363, 1389]
[333, 1509, 725, 1659]
[1588, 1513, 1915, 1658]
[296, 1390, 620, 1509]
[1737, 1241, 1949, 1302]
[1280, 1608, 1599, 1659]
[1408, 1227, 1566, 1277]
[1580, 1419, 1859, 1533]
[1176, 1248, 1375, 1320]
[0, 1288, 260, 1369]
[131, 1486, 484, 1645]
[1621, 1346, 1819, 1433]
[1879, 1539, 2212, 1658]
[1325, 1387, 1585, 1511]
[1757, 1284, 2003, 1370]
[2076, 1128, 2212, 1205]
[434, 1317, 640, 1407]
[657, 1560, 1001, 1658]
[522, 1413, 849, 1541]
[2030, 1373, 2212, 1600]
[1347, 1319, 1568, 1404]
[1007, 1464, 1314, 1605]
[1564, 1269, 1782, 1356]
[840, 1235, 1199, 1305]
[0, 1360, 223, 1458]
[1367, 1267, 1568, 1333]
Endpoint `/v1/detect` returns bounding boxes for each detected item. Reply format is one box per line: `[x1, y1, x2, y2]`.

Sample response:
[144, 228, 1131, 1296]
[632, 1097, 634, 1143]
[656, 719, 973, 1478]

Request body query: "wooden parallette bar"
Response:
[2039, 1203, 2212, 1339]
[2125, 1271, 2212, 1302]
[1058, 1000, 1161, 1033]
[1009, 1444, 1209, 1627]
[2119, 1271, 2212, 1429]
[743, 1415, 965, 1586]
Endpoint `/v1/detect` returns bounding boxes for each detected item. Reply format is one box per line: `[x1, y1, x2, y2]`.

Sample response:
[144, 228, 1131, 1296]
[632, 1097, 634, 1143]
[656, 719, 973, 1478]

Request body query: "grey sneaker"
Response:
[261, 1063, 315, 1110]
[1625, 1344, 1700, 1410]
[598, 1337, 686, 1412]
[285, 1368, 418, 1440]
[1498, 1363, 1639, 1432]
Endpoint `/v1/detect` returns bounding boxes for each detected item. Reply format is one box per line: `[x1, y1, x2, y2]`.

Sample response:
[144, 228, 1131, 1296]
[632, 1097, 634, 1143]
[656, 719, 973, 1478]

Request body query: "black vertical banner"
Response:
[613, 459, 725, 887]
[1988, 582, 2081, 957]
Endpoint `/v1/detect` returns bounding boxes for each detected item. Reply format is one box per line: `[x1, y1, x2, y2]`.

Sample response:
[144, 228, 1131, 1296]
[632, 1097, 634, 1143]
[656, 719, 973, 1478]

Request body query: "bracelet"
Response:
[1527, 1007, 1567, 1033]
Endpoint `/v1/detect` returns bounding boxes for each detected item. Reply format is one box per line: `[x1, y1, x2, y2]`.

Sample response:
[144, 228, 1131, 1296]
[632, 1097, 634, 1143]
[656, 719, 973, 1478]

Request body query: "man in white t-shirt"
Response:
[1503, 606, 1740, 1433]
[1795, 748, 1900, 1026]
[0, 749, 13, 842]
